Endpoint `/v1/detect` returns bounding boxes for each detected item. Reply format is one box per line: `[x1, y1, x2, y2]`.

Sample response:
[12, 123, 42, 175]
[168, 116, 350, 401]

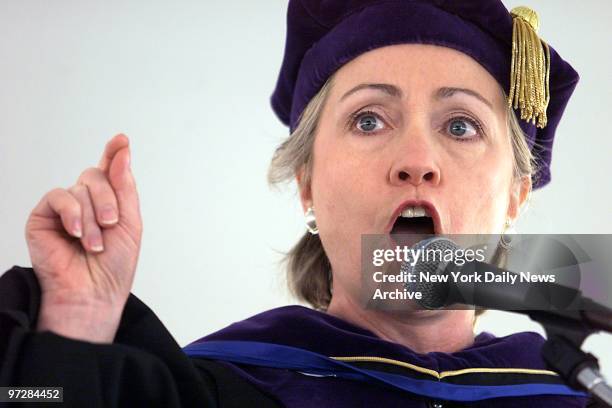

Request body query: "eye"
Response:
[351, 111, 386, 134]
[445, 116, 482, 141]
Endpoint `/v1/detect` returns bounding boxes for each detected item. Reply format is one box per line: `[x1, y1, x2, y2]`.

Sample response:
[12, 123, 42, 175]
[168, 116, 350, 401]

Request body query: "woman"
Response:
[0, 0, 586, 407]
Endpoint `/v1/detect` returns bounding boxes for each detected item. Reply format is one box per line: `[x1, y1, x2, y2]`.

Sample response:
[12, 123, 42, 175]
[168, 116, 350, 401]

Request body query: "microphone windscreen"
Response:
[402, 237, 459, 309]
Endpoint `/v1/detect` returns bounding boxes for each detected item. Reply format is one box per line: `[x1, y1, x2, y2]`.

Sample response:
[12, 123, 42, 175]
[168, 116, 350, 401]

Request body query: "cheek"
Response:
[445, 146, 513, 233]
[310, 134, 386, 277]
[312, 138, 375, 235]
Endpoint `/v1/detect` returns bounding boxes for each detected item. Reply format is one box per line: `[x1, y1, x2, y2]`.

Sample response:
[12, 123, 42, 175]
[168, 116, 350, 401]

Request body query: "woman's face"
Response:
[299, 44, 529, 296]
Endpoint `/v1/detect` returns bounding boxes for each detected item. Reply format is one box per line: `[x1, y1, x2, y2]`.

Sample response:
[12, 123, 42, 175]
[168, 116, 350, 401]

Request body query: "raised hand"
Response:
[25, 134, 143, 343]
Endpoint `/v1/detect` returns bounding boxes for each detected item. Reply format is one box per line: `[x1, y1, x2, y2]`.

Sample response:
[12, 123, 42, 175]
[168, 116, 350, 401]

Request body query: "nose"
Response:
[388, 131, 441, 187]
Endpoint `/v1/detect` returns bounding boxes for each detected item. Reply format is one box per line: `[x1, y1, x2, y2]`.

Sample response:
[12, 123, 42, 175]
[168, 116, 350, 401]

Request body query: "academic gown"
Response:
[0, 266, 593, 407]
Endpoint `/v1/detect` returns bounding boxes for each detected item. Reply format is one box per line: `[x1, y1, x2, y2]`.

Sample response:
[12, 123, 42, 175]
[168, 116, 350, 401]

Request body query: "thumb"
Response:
[108, 146, 140, 225]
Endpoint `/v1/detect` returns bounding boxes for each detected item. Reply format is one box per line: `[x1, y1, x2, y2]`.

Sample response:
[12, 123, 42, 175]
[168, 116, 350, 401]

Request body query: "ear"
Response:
[296, 166, 313, 213]
[507, 175, 532, 222]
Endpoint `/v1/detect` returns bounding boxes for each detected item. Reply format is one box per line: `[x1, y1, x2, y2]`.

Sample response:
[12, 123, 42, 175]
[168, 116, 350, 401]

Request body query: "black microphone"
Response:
[402, 237, 612, 333]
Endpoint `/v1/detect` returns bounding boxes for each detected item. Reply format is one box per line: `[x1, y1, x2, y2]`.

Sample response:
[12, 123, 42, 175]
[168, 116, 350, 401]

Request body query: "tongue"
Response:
[391, 217, 435, 235]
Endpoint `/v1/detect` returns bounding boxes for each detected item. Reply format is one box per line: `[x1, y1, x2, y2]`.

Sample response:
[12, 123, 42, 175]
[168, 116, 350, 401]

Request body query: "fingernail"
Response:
[90, 236, 104, 252]
[100, 206, 118, 224]
[73, 220, 82, 237]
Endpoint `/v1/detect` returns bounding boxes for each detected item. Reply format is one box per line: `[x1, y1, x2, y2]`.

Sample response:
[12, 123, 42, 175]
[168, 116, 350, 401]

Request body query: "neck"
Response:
[326, 291, 476, 354]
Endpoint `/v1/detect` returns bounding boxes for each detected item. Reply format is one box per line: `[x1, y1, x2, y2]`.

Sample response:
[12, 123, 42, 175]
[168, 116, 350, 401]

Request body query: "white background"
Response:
[1, 0, 611, 379]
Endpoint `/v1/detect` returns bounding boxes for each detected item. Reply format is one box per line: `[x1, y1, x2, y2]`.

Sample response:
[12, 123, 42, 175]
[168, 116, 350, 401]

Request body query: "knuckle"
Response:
[68, 184, 86, 195]
[48, 188, 78, 213]
[68, 186, 92, 211]
[78, 166, 102, 183]
[47, 187, 65, 200]
[91, 178, 114, 198]
[81, 169, 114, 196]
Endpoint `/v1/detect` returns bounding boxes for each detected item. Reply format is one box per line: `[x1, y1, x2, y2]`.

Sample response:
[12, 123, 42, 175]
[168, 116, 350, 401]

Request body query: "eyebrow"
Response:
[435, 87, 493, 110]
[339, 83, 493, 110]
[339, 83, 403, 101]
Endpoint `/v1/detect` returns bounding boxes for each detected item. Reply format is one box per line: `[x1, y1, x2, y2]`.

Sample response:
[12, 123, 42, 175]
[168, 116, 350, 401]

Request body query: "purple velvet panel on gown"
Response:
[191, 305, 589, 407]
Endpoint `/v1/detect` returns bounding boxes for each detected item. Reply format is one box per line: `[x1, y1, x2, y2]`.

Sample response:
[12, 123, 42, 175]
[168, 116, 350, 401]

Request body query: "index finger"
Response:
[98, 133, 130, 172]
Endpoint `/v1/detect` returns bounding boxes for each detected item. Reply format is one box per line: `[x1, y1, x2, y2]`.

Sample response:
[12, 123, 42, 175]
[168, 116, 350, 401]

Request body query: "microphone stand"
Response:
[528, 311, 612, 407]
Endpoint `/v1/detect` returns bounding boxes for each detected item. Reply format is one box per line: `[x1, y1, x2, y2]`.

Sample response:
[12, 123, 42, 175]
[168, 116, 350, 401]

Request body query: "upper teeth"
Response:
[400, 206, 429, 218]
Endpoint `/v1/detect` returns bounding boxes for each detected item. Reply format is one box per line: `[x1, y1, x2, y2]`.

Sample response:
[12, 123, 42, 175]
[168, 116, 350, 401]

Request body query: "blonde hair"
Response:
[268, 75, 535, 311]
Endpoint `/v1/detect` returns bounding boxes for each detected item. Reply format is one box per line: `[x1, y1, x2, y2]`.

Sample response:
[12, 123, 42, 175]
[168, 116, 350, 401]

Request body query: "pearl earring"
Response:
[305, 207, 319, 235]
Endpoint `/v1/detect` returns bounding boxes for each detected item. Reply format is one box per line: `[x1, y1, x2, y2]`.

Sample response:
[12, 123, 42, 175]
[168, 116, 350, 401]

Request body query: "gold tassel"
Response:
[508, 6, 551, 128]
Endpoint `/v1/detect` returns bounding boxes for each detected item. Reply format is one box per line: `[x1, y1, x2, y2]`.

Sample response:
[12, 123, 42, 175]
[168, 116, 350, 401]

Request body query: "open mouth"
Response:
[391, 214, 435, 235]
[388, 204, 439, 236]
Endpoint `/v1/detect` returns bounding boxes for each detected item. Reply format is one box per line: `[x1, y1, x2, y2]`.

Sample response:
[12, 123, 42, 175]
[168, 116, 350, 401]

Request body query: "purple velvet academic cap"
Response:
[270, 0, 579, 188]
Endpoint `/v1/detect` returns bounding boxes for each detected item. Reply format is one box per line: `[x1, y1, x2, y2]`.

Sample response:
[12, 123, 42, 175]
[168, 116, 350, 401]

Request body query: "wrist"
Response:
[37, 292, 125, 343]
